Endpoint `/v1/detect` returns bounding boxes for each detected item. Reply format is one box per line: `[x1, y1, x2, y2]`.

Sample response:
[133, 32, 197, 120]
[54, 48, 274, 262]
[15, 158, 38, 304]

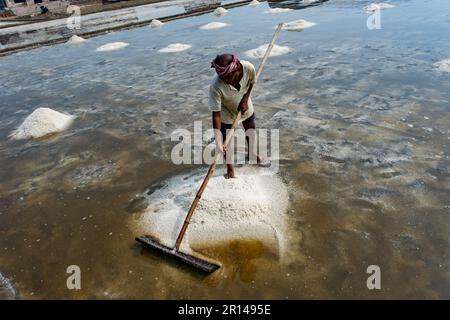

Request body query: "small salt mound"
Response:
[281, 19, 317, 32]
[245, 43, 291, 59]
[265, 8, 293, 14]
[365, 2, 395, 12]
[434, 59, 450, 73]
[66, 35, 86, 45]
[200, 22, 229, 30]
[213, 7, 228, 16]
[133, 167, 290, 254]
[158, 43, 191, 53]
[95, 42, 129, 52]
[249, 0, 260, 7]
[10, 107, 75, 140]
[149, 19, 163, 28]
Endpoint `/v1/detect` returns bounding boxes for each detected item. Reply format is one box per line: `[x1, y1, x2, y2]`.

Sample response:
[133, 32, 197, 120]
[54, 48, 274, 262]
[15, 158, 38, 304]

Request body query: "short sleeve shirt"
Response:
[208, 60, 256, 124]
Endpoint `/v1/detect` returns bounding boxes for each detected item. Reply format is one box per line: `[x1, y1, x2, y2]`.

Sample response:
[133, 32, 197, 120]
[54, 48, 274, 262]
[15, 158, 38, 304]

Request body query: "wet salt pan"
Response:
[245, 43, 291, 59]
[365, 2, 395, 12]
[66, 35, 86, 45]
[158, 43, 191, 53]
[213, 7, 228, 16]
[433, 59, 450, 73]
[95, 42, 129, 52]
[266, 8, 293, 14]
[149, 19, 163, 28]
[10, 107, 75, 140]
[200, 22, 229, 30]
[281, 19, 317, 32]
[133, 168, 290, 254]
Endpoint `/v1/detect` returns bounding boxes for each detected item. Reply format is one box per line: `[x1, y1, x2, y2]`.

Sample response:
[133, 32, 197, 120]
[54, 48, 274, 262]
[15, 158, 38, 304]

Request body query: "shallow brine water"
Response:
[0, 0, 449, 299]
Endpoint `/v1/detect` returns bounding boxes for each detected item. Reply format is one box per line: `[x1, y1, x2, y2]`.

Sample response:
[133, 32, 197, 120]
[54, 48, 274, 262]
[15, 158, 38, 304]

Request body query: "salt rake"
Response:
[136, 23, 284, 273]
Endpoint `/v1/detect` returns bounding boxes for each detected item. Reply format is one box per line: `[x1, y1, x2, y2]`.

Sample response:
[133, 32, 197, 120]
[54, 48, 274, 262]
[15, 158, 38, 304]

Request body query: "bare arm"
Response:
[238, 83, 253, 113]
[212, 111, 224, 153]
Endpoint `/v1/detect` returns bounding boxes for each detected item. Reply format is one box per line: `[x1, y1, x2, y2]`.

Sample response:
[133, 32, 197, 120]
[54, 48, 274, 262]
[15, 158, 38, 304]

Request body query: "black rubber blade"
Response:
[136, 235, 220, 273]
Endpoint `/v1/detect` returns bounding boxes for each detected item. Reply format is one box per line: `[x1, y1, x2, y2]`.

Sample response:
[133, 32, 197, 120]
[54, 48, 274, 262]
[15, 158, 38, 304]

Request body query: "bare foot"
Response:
[225, 165, 237, 179]
[257, 156, 271, 167]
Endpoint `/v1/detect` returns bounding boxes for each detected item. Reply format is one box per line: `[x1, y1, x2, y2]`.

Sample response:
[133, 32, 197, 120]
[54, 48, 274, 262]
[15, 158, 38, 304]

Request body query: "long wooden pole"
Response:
[175, 23, 284, 250]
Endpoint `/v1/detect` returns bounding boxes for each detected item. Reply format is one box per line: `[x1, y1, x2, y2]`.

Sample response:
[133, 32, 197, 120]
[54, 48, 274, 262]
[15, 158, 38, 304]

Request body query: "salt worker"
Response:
[209, 54, 268, 179]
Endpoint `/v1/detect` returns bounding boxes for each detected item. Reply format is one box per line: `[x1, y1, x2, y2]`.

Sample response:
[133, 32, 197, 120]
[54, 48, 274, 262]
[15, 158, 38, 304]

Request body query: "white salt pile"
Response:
[132, 167, 290, 254]
[158, 43, 191, 53]
[66, 35, 86, 45]
[95, 42, 129, 52]
[365, 2, 395, 12]
[249, 0, 260, 7]
[281, 19, 317, 32]
[213, 7, 228, 16]
[265, 8, 293, 14]
[149, 19, 163, 28]
[200, 22, 229, 30]
[245, 43, 291, 59]
[9, 107, 75, 140]
[433, 59, 450, 73]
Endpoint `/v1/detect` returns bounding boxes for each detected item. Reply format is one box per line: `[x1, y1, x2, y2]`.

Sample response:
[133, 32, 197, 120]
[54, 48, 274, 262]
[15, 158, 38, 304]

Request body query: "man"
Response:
[209, 54, 266, 178]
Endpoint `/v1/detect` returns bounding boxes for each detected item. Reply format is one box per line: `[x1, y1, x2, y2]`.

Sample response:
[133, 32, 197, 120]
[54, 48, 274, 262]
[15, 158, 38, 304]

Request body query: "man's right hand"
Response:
[216, 143, 226, 155]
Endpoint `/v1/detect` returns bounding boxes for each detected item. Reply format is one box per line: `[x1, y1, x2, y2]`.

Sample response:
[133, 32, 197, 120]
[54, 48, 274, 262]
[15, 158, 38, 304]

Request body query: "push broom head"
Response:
[136, 235, 220, 273]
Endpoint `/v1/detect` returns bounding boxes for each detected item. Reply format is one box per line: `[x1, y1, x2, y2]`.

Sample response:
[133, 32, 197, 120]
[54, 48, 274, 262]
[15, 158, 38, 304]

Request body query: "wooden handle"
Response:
[175, 23, 284, 250]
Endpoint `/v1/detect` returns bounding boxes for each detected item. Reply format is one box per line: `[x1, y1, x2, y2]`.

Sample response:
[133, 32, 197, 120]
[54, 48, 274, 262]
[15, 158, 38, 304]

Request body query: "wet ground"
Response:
[0, 0, 449, 299]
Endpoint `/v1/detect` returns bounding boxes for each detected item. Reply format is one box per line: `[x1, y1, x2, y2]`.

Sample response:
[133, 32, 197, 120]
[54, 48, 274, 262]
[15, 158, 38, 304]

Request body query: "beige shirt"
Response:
[208, 60, 256, 124]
